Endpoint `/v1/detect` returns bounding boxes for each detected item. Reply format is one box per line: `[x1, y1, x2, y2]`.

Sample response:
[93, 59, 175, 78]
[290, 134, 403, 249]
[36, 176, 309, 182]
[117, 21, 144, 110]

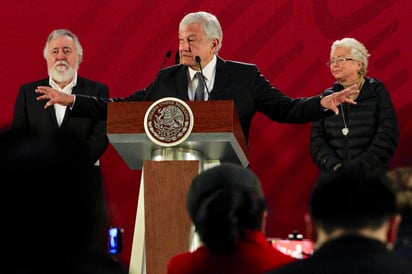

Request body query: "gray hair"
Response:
[331, 37, 370, 76]
[43, 29, 83, 63]
[179, 11, 223, 53]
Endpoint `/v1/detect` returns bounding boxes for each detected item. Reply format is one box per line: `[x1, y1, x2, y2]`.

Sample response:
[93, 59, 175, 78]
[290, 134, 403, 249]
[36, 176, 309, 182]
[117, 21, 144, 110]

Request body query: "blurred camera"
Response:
[108, 227, 124, 255]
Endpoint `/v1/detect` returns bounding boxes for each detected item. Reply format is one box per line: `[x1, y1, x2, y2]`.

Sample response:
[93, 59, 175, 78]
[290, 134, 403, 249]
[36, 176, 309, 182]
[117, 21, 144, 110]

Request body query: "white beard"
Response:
[48, 61, 77, 83]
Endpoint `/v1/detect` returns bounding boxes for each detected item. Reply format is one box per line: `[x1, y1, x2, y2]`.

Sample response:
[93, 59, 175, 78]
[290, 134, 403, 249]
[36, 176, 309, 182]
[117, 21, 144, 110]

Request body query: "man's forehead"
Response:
[180, 23, 204, 34]
[48, 36, 75, 48]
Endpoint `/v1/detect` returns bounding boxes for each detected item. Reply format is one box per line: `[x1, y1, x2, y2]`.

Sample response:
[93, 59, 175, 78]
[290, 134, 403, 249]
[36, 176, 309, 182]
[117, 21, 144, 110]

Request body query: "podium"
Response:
[107, 100, 248, 274]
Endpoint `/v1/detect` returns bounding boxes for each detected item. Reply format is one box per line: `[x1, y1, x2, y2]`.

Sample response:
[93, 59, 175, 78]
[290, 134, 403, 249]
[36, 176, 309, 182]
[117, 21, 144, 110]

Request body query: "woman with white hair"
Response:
[310, 37, 399, 172]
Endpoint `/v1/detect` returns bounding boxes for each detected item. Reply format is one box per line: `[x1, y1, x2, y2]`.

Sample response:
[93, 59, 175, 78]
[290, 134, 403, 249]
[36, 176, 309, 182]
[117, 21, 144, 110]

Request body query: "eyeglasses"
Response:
[326, 57, 354, 67]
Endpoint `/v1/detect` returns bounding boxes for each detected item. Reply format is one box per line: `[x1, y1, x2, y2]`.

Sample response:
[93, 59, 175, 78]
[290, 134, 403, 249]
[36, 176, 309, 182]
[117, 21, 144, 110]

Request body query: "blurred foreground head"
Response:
[308, 161, 399, 247]
[186, 163, 266, 254]
[0, 127, 108, 265]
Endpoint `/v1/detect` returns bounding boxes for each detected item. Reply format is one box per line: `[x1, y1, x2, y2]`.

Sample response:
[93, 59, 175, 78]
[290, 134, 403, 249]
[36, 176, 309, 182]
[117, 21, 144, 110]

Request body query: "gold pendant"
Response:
[342, 127, 349, 136]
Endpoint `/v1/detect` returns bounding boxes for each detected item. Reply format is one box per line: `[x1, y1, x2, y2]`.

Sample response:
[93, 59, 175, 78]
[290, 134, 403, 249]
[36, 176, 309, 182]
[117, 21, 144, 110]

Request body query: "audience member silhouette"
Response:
[166, 163, 296, 274]
[265, 162, 412, 274]
[387, 166, 412, 260]
[0, 127, 127, 274]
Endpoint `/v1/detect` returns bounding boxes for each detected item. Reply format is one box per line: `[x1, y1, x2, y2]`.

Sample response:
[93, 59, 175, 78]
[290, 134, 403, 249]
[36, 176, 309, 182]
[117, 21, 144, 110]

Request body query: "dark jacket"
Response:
[73, 56, 326, 141]
[266, 235, 412, 274]
[310, 77, 399, 172]
[12, 76, 109, 165]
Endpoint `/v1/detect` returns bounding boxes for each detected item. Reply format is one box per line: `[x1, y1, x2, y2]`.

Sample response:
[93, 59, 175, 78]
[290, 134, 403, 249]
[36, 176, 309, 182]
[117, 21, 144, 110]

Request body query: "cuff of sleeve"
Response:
[319, 95, 328, 111]
[69, 95, 76, 110]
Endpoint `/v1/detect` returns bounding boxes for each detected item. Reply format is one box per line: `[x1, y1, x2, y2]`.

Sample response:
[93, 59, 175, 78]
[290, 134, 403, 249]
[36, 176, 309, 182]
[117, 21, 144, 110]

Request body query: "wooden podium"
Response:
[107, 100, 248, 274]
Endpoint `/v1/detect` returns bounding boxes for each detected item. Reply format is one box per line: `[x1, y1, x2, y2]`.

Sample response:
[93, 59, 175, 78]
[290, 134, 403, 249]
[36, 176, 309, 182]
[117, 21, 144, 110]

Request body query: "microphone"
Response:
[162, 50, 172, 68]
[142, 50, 172, 101]
[175, 50, 180, 64]
[195, 56, 210, 96]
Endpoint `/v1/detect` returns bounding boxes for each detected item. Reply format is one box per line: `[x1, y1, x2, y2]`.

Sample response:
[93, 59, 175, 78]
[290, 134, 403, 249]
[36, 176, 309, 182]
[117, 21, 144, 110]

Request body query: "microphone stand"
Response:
[195, 56, 210, 96]
[142, 50, 172, 101]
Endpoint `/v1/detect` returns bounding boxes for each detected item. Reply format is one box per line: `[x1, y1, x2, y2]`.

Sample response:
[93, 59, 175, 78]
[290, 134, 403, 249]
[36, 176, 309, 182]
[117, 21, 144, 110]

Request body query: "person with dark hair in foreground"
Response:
[166, 163, 296, 274]
[387, 166, 412, 260]
[0, 127, 127, 274]
[265, 162, 412, 274]
[35, 11, 358, 144]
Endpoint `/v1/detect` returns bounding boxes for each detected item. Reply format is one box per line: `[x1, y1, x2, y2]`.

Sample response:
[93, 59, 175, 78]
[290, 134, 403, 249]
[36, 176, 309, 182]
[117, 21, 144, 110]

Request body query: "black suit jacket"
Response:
[310, 77, 399, 172]
[73, 57, 325, 141]
[266, 235, 412, 274]
[12, 76, 109, 165]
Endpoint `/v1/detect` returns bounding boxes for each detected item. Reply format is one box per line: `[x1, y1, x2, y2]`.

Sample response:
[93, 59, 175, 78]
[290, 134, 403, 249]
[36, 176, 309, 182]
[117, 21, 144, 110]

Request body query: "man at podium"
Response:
[36, 11, 358, 142]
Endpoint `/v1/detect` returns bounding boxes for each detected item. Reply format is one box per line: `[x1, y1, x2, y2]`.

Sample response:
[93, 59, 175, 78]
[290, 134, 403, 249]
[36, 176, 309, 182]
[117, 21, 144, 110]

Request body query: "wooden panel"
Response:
[143, 160, 199, 274]
[107, 100, 249, 169]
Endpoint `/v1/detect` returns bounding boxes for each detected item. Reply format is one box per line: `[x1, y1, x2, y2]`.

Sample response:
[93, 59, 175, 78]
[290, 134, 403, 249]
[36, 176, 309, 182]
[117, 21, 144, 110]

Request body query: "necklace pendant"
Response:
[342, 127, 349, 136]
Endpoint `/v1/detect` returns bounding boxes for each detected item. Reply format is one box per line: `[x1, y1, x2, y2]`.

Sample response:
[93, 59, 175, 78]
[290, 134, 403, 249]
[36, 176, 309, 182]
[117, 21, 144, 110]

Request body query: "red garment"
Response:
[166, 230, 296, 274]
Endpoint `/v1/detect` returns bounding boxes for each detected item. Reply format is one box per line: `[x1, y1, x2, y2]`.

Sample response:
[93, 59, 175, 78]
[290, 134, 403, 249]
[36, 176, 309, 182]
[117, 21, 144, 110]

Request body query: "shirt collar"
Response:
[188, 54, 217, 81]
[49, 72, 78, 92]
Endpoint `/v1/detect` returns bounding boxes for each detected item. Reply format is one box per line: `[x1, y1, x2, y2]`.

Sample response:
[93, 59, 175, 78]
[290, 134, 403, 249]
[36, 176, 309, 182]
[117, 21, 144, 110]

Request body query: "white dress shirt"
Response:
[49, 73, 77, 127]
[188, 55, 217, 100]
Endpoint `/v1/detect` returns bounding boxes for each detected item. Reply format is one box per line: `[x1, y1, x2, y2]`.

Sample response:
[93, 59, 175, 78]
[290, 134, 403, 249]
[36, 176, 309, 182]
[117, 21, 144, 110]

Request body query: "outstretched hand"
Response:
[35, 86, 75, 109]
[320, 84, 359, 114]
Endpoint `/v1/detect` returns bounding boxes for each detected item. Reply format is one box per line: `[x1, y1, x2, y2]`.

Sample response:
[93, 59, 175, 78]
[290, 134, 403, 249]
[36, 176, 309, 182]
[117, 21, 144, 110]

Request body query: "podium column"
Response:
[129, 148, 218, 274]
[106, 100, 249, 274]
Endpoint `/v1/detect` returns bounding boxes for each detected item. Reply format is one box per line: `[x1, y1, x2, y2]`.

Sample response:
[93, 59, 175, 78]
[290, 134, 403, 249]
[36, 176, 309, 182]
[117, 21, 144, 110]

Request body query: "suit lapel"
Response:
[60, 76, 82, 126]
[47, 104, 59, 127]
[210, 57, 228, 100]
[175, 66, 190, 100]
[40, 78, 59, 127]
[71, 76, 83, 95]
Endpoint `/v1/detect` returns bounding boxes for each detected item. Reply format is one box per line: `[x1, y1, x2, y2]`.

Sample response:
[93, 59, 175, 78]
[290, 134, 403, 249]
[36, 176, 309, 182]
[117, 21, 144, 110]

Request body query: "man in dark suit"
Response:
[13, 29, 109, 222]
[13, 29, 108, 168]
[265, 162, 412, 274]
[35, 12, 358, 143]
